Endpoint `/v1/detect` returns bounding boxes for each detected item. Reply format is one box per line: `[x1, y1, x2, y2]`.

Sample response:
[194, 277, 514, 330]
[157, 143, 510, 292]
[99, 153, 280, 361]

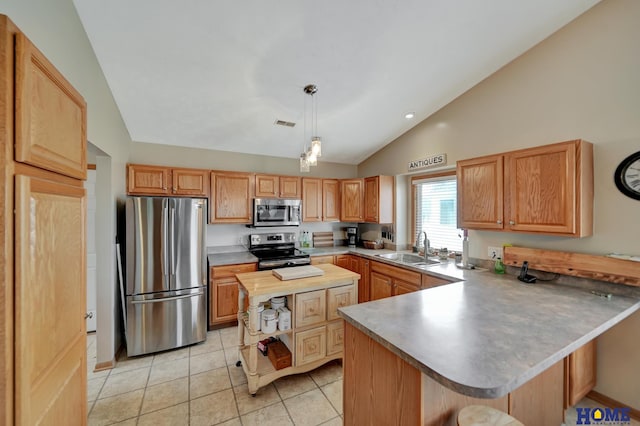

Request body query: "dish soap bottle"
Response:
[494, 257, 505, 274]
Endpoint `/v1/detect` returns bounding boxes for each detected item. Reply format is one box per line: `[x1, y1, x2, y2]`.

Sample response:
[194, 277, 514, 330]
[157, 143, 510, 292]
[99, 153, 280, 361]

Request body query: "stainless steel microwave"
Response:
[253, 198, 302, 227]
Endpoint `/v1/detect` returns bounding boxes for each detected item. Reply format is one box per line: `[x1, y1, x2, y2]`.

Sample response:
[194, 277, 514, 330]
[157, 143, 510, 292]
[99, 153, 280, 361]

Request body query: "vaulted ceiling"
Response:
[73, 0, 599, 164]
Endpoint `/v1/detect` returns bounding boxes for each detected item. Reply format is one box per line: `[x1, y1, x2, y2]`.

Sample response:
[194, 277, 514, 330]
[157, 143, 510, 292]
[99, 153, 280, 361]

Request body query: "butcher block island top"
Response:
[236, 263, 359, 298]
[235, 264, 359, 395]
[338, 271, 640, 425]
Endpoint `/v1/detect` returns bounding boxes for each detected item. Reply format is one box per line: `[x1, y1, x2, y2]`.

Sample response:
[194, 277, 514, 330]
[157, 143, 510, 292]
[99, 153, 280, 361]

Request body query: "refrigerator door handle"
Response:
[131, 291, 204, 304]
[169, 201, 176, 276]
[161, 198, 169, 279]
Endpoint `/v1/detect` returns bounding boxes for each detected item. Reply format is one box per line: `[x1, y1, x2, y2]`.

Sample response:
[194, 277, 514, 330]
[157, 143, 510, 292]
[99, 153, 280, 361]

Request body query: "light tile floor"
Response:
[87, 327, 343, 426]
[87, 329, 638, 426]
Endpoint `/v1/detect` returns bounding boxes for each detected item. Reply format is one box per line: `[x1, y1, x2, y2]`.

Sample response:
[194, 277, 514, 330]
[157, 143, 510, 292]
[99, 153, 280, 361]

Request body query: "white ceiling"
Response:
[73, 0, 599, 165]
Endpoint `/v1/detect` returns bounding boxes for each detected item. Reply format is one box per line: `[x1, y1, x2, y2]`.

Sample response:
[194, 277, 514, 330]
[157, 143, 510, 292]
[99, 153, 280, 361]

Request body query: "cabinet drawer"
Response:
[327, 285, 355, 321]
[371, 261, 421, 285]
[295, 326, 326, 365]
[295, 289, 326, 328]
[211, 263, 257, 278]
[326, 320, 344, 355]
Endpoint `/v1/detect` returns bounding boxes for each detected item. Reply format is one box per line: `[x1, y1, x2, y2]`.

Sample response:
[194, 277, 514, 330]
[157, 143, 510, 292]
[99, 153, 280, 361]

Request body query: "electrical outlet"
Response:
[488, 246, 503, 260]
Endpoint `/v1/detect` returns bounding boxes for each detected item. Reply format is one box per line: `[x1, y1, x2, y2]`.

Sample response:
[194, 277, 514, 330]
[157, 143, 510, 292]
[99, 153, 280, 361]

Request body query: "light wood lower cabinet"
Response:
[310, 255, 334, 265]
[564, 339, 597, 407]
[15, 175, 87, 425]
[295, 326, 327, 365]
[209, 263, 256, 328]
[236, 265, 358, 395]
[344, 322, 564, 426]
[327, 285, 356, 320]
[326, 320, 345, 355]
[370, 260, 421, 300]
[421, 273, 454, 289]
[295, 289, 326, 328]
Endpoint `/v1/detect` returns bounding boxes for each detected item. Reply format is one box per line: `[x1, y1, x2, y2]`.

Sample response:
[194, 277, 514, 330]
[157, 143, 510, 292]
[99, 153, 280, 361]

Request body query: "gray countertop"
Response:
[338, 272, 640, 398]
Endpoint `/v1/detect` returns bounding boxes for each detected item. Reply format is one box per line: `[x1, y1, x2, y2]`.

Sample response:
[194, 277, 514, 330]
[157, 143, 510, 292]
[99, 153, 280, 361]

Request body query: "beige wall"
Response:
[0, 0, 132, 366]
[359, 0, 640, 408]
[130, 141, 357, 178]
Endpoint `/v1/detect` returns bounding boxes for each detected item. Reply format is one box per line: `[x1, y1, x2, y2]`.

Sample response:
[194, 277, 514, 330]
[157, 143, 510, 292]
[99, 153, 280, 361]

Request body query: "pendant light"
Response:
[300, 84, 322, 172]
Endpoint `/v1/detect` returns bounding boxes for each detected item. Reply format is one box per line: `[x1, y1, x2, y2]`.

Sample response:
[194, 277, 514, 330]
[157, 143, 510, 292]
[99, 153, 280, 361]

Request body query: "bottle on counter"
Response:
[494, 257, 505, 274]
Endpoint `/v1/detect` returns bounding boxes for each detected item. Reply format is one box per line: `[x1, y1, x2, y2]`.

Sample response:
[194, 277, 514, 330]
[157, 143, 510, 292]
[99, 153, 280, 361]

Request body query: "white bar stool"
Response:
[458, 405, 524, 426]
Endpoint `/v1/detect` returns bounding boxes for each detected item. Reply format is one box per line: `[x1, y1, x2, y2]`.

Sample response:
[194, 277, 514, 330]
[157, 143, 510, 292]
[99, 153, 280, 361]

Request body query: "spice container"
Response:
[270, 296, 286, 311]
[277, 307, 291, 331]
[261, 309, 278, 334]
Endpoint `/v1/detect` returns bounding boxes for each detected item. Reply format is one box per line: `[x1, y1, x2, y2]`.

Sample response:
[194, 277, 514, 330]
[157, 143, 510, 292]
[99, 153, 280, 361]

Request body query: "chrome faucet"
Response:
[420, 231, 430, 261]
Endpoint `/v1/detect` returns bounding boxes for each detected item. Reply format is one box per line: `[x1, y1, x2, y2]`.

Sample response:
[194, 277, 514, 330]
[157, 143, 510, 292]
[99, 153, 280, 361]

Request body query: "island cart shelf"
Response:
[235, 264, 359, 395]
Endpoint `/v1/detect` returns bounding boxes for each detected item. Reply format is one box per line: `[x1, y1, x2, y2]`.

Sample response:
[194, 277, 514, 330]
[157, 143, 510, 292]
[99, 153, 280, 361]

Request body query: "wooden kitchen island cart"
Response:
[235, 264, 359, 395]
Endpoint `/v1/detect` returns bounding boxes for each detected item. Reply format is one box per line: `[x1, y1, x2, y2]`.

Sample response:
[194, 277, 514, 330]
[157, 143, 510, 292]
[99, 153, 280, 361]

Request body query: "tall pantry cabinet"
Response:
[1, 15, 88, 425]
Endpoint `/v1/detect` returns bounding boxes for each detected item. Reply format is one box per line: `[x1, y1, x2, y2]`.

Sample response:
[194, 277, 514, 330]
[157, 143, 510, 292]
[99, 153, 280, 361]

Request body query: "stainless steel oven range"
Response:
[249, 232, 311, 270]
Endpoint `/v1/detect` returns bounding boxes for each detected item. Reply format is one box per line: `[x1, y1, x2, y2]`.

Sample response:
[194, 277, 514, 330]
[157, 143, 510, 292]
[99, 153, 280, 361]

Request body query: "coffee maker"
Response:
[346, 227, 357, 248]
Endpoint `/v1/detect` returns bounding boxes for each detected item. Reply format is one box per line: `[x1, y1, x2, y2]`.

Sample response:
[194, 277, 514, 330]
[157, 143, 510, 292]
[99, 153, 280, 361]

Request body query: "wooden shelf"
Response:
[504, 246, 640, 286]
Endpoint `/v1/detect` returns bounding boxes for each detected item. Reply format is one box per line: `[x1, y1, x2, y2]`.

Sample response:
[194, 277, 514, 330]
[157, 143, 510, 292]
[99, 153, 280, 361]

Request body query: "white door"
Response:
[85, 169, 97, 331]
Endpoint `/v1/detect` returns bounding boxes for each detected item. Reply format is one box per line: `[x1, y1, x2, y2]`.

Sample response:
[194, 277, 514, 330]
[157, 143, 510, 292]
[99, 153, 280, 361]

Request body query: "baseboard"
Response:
[587, 390, 640, 421]
[93, 343, 125, 372]
[93, 359, 115, 372]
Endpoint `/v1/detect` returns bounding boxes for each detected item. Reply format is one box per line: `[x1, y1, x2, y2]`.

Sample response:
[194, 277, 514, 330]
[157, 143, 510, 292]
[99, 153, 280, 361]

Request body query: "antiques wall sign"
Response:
[408, 153, 447, 172]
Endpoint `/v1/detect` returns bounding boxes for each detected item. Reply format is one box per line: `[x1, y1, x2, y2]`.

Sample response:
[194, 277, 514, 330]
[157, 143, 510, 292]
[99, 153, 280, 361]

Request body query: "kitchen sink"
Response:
[376, 253, 440, 265]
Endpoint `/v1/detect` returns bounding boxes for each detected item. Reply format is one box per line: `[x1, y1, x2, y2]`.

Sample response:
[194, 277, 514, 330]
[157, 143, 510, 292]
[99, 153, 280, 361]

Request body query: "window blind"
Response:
[414, 176, 462, 252]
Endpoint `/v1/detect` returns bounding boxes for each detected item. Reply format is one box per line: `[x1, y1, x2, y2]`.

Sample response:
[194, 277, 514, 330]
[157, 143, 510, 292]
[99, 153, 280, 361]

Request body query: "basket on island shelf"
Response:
[363, 240, 384, 249]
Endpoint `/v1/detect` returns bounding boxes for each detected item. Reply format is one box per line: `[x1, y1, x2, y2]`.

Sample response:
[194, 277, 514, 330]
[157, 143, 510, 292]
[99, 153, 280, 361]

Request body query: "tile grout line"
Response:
[271, 380, 296, 425]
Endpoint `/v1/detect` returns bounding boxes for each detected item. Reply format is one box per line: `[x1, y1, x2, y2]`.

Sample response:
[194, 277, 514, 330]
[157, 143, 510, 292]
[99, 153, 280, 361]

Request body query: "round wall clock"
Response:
[614, 151, 640, 200]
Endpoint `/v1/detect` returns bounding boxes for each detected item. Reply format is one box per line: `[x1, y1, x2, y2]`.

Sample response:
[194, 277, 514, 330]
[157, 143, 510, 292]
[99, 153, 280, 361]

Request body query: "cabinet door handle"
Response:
[497, 220, 502, 224]
[509, 220, 515, 225]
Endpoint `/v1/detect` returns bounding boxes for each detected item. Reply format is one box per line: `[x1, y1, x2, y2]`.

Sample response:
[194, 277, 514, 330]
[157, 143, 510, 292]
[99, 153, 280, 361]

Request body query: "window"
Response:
[412, 172, 462, 252]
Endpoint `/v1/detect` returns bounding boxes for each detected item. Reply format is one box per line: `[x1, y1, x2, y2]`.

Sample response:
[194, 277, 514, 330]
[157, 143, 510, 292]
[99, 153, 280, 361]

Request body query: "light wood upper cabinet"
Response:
[171, 167, 209, 196]
[127, 164, 209, 196]
[457, 155, 504, 230]
[255, 174, 279, 197]
[302, 178, 322, 222]
[303, 178, 340, 222]
[364, 175, 394, 223]
[210, 171, 254, 223]
[457, 140, 593, 237]
[506, 141, 590, 235]
[322, 179, 340, 222]
[341, 178, 364, 222]
[255, 174, 302, 198]
[15, 32, 87, 180]
[279, 176, 301, 198]
[128, 164, 170, 194]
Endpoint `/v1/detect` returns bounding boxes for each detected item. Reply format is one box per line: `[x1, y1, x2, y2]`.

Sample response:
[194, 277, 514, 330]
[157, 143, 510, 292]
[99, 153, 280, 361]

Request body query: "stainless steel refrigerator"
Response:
[124, 196, 207, 356]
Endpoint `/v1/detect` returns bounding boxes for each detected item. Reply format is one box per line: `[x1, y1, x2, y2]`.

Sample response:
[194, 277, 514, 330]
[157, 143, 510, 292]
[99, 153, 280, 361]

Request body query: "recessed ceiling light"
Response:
[405, 112, 415, 119]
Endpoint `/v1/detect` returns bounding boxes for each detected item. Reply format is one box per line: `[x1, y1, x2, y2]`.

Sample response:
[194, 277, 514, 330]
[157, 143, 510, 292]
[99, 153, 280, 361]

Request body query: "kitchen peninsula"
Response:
[338, 273, 640, 425]
[235, 264, 359, 395]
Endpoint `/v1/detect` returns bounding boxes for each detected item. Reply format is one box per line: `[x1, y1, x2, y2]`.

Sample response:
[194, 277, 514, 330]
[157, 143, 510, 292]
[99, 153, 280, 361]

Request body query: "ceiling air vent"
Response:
[274, 120, 296, 128]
